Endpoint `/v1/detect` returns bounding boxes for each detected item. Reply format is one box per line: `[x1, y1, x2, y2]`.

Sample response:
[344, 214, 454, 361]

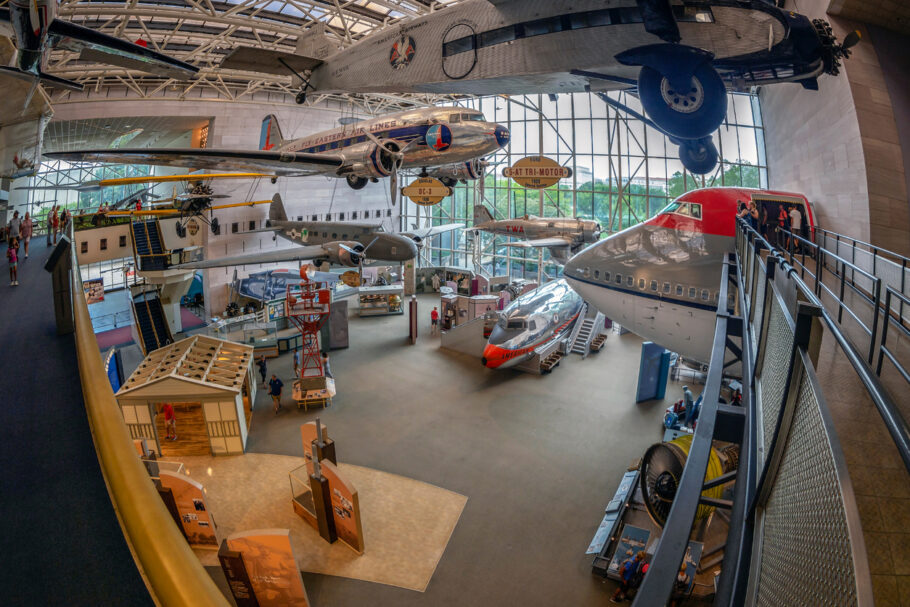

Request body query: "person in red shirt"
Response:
[162, 403, 176, 441]
[430, 306, 439, 335]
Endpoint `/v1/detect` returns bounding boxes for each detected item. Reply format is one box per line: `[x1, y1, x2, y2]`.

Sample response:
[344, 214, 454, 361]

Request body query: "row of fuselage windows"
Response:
[443, 6, 714, 57]
[592, 267, 719, 304]
[229, 209, 392, 233]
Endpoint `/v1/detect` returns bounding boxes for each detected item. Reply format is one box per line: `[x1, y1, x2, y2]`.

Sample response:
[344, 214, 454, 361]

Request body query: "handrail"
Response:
[737, 219, 910, 474]
[812, 225, 910, 266]
[67, 223, 229, 606]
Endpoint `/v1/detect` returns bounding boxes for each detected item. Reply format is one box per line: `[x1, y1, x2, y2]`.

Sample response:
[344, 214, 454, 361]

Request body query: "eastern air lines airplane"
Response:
[564, 187, 815, 363]
[46, 107, 511, 205]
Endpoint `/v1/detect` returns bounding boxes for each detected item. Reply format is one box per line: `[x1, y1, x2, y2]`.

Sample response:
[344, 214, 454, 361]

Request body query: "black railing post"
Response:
[838, 260, 847, 324]
[869, 278, 882, 365]
[876, 289, 891, 376]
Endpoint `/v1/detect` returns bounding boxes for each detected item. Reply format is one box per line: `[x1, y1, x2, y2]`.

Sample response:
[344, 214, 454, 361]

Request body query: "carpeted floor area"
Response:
[176, 453, 467, 591]
[236, 293, 680, 606]
[0, 245, 152, 606]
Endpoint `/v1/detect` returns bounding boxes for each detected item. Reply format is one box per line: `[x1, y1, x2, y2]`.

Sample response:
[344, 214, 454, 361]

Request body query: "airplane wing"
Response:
[502, 237, 574, 248]
[174, 244, 340, 270]
[44, 149, 345, 177]
[402, 223, 465, 241]
[220, 46, 323, 76]
[0, 38, 52, 179]
[14, 172, 269, 191]
[47, 18, 198, 80]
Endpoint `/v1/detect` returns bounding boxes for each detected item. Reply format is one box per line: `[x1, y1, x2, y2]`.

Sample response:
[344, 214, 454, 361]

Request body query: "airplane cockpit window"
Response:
[661, 201, 682, 215]
[675, 204, 691, 217]
[690, 204, 703, 220]
[461, 113, 485, 122]
[507, 319, 526, 329]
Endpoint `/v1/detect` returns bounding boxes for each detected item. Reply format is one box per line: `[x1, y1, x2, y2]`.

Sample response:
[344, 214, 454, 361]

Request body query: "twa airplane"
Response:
[564, 188, 814, 363]
[46, 107, 510, 205]
[482, 279, 583, 369]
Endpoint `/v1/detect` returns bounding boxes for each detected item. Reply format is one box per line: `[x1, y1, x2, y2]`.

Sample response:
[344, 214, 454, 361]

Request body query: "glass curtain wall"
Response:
[402, 91, 767, 280]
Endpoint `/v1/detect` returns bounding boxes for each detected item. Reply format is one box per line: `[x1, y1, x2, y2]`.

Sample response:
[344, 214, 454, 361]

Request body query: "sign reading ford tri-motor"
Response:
[503, 156, 572, 189]
[402, 177, 452, 206]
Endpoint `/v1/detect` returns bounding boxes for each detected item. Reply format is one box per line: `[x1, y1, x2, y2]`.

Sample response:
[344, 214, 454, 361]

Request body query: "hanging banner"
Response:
[321, 461, 365, 554]
[503, 156, 572, 189]
[402, 177, 452, 207]
[225, 529, 310, 607]
[159, 470, 219, 549]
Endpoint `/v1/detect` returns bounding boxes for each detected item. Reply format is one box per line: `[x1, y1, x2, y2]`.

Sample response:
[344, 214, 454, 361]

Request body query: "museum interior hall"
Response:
[1, 0, 909, 605]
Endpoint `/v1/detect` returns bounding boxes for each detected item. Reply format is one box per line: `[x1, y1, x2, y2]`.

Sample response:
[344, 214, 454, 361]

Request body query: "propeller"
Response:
[361, 130, 421, 206]
[842, 29, 861, 52]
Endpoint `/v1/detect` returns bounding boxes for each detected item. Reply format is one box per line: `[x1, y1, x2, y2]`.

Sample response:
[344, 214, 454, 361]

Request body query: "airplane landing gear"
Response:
[295, 91, 307, 105]
[346, 175, 368, 190]
[678, 137, 719, 175]
[439, 176, 457, 188]
[637, 62, 726, 140]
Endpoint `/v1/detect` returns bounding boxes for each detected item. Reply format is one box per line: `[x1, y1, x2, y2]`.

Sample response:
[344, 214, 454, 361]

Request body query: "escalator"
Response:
[131, 219, 167, 270]
[132, 289, 174, 354]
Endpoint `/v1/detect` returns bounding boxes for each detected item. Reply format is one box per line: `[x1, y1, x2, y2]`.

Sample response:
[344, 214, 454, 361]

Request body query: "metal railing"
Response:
[778, 226, 910, 390]
[66, 223, 229, 606]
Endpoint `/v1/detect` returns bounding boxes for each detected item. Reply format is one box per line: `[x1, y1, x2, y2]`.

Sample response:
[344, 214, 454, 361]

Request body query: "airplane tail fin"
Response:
[473, 204, 494, 226]
[259, 115, 285, 151]
[269, 193, 288, 222]
[294, 22, 339, 61]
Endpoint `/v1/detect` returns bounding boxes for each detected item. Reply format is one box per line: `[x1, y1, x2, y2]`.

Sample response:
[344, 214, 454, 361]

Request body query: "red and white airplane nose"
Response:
[481, 343, 522, 369]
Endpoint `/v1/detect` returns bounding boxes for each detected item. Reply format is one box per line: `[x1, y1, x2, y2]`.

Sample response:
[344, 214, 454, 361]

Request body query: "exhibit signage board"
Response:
[503, 156, 571, 189]
[402, 177, 452, 206]
[300, 422, 329, 476]
[225, 529, 310, 607]
[83, 277, 104, 303]
[159, 470, 218, 549]
[321, 460, 365, 554]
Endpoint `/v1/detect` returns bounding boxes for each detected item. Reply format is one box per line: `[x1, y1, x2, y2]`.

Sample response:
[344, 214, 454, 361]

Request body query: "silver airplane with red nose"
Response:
[564, 187, 815, 362]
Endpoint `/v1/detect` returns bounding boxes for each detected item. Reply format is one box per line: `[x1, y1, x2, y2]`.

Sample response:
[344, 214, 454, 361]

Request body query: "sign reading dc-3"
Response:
[503, 156, 572, 189]
[402, 177, 452, 207]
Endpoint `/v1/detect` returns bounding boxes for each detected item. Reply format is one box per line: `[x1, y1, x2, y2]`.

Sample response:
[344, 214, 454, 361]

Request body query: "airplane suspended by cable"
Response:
[564, 187, 816, 363]
[172, 194, 463, 270]
[0, 0, 197, 100]
[222, 0, 857, 175]
[472, 204, 601, 265]
[44, 107, 511, 205]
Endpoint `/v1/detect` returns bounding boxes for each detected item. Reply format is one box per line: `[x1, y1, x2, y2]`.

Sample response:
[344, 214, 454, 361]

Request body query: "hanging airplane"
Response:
[563, 187, 815, 363]
[222, 0, 857, 175]
[171, 194, 463, 270]
[45, 107, 511, 205]
[0, 38, 51, 179]
[0, 0, 197, 96]
[472, 204, 601, 265]
[481, 278, 584, 369]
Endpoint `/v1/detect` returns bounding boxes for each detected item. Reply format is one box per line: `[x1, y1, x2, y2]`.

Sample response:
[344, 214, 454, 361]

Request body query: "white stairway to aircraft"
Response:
[568, 304, 605, 359]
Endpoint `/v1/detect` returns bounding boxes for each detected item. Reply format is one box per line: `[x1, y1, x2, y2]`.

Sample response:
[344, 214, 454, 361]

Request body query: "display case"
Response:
[241, 321, 279, 357]
[358, 285, 404, 316]
[289, 464, 318, 530]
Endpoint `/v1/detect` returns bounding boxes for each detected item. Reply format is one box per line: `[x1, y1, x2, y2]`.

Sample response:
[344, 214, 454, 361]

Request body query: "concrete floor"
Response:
[219, 293, 682, 606]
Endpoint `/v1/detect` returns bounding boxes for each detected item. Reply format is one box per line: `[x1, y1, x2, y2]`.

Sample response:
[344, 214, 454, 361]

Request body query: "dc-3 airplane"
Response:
[46, 107, 511, 205]
[473, 204, 601, 265]
[0, 0, 197, 95]
[481, 278, 584, 369]
[564, 187, 815, 363]
[222, 0, 858, 174]
[172, 194, 463, 270]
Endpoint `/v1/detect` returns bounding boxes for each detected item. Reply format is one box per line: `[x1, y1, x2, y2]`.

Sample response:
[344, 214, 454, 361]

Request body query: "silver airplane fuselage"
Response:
[8, 0, 55, 75]
[475, 215, 601, 264]
[268, 220, 418, 263]
[564, 188, 814, 363]
[482, 278, 583, 369]
[272, 106, 509, 179]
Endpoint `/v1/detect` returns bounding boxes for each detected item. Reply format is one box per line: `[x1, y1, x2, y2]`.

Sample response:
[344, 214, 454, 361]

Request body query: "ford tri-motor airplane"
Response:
[473, 204, 601, 265]
[564, 187, 815, 363]
[46, 107, 511, 205]
[482, 278, 583, 369]
[0, 0, 197, 95]
[222, 0, 857, 174]
[173, 194, 463, 270]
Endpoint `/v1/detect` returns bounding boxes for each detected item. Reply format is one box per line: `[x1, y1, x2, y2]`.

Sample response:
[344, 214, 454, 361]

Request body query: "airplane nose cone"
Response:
[494, 125, 510, 149]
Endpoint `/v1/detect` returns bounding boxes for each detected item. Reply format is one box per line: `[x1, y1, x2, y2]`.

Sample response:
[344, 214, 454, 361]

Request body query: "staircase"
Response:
[132, 289, 173, 354]
[569, 307, 605, 358]
[540, 350, 563, 374]
[131, 219, 167, 270]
